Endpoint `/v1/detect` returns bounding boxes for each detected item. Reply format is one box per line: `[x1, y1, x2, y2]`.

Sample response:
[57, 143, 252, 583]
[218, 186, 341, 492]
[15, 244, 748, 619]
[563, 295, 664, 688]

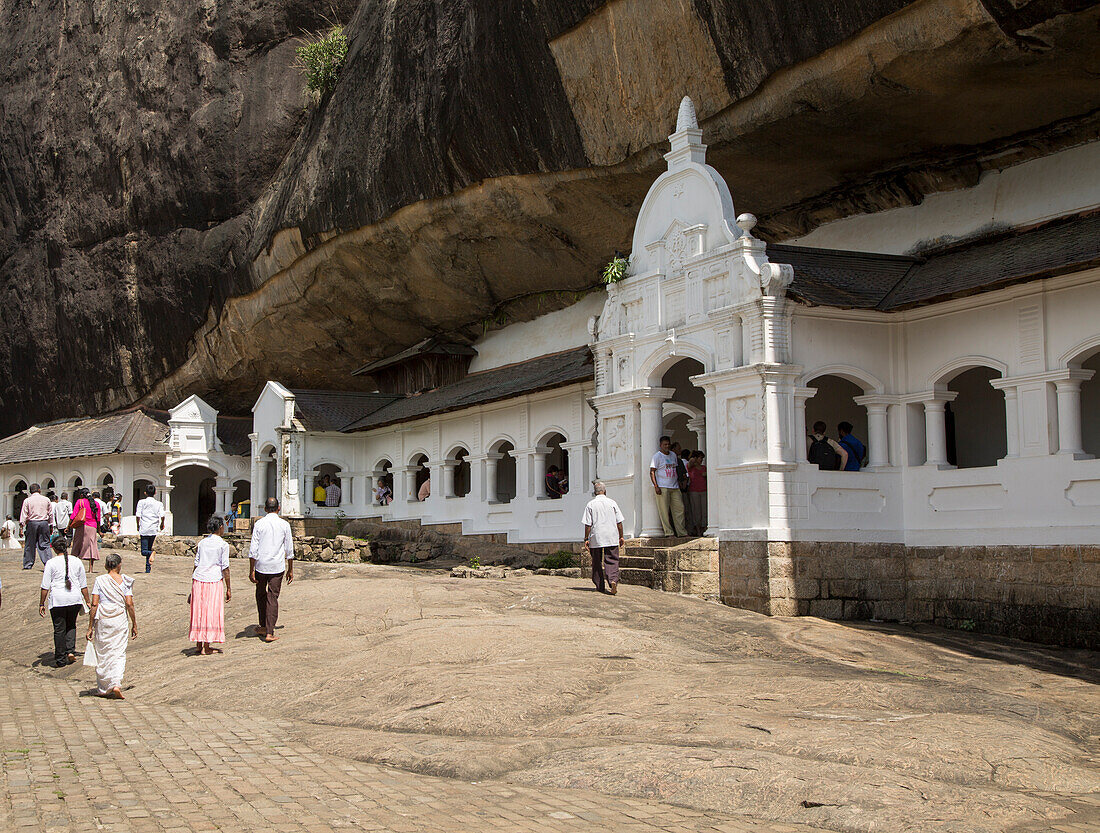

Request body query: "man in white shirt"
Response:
[53, 492, 73, 543]
[582, 481, 625, 595]
[135, 484, 166, 574]
[93, 492, 110, 527]
[248, 497, 294, 642]
[650, 435, 689, 537]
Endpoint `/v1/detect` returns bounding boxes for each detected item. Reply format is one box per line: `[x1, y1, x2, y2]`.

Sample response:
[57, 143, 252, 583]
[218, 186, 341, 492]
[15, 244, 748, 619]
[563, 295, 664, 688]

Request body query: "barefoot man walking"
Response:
[582, 481, 625, 595]
[248, 498, 294, 643]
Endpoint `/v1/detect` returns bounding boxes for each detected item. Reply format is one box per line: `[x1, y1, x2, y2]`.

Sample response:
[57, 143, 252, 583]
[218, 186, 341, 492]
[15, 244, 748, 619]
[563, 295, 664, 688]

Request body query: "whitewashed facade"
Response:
[253, 98, 1100, 551]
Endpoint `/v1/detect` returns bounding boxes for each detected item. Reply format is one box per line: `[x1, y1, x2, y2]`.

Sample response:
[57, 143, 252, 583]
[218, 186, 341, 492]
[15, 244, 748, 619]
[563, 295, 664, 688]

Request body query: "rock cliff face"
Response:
[2, 0, 1098, 433]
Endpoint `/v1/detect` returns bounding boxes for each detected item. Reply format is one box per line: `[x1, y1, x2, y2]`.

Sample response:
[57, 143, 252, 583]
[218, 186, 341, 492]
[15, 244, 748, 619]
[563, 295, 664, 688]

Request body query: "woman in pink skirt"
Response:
[67, 487, 101, 572]
[189, 515, 232, 655]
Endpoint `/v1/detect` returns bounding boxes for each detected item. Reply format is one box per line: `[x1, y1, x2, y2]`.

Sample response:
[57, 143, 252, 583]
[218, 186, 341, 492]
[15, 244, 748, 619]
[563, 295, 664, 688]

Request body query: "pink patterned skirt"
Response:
[188, 579, 225, 643]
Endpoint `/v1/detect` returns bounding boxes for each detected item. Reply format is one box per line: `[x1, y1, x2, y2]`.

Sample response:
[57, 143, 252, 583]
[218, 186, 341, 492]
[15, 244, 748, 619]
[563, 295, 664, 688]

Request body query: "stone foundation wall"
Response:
[720, 540, 1100, 648]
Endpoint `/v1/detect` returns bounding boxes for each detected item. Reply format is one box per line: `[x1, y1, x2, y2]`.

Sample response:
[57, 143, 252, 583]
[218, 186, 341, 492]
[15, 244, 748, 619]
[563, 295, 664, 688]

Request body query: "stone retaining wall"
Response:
[720, 540, 1099, 648]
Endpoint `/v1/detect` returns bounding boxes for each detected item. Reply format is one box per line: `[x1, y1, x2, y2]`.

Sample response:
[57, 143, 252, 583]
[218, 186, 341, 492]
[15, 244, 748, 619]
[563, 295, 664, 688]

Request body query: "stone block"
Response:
[793, 578, 820, 599]
[867, 555, 905, 579]
[791, 541, 817, 559]
[908, 546, 942, 560]
[1035, 560, 1074, 586]
[768, 577, 794, 599]
[769, 597, 799, 616]
[794, 555, 821, 578]
[680, 571, 718, 596]
[768, 556, 795, 580]
[1080, 545, 1100, 563]
[333, 535, 355, 551]
[808, 599, 843, 619]
[863, 579, 905, 601]
[1074, 561, 1100, 588]
[722, 595, 769, 615]
[828, 579, 862, 599]
[905, 599, 934, 622]
[872, 601, 906, 621]
[842, 599, 874, 619]
[670, 549, 713, 572]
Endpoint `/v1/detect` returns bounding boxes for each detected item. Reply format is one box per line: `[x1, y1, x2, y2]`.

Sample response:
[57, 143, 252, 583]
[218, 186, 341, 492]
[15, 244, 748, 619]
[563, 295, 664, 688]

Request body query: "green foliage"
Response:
[334, 509, 347, 534]
[958, 619, 976, 632]
[295, 26, 348, 97]
[601, 256, 629, 285]
[540, 550, 576, 570]
[468, 555, 481, 569]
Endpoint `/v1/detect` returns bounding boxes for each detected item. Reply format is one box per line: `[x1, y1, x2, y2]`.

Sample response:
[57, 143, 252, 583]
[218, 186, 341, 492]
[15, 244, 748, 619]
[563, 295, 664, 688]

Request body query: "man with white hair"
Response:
[581, 481, 625, 595]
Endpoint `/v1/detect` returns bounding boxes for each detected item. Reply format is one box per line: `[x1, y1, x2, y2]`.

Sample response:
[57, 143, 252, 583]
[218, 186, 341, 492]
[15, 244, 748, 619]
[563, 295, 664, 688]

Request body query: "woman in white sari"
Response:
[85, 553, 137, 699]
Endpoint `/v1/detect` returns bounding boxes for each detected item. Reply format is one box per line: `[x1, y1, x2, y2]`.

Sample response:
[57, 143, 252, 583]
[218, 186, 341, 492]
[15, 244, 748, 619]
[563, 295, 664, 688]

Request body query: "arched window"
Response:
[312, 463, 343, 507]
[373, 460, 394, 506]
[449, 447, 470, 498]
[98, 473, 115, 501]
[133, 479, 154, 513]
[232, 479, 250, 516]
[1079, 351, 1100, 457]
[945, 367, 1006, 468]
[490, 441, 516, 503]
[540, 432, 568, 498]
[805, 375, 869, 469]
[11, 480, 28, 518]
[42, 478, 55, 494]
[411, 454, 430, 501]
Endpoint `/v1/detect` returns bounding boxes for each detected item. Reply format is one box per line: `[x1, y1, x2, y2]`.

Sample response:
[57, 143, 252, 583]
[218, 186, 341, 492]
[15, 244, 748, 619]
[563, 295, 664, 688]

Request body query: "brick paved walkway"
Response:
[0, 669, 825, 833]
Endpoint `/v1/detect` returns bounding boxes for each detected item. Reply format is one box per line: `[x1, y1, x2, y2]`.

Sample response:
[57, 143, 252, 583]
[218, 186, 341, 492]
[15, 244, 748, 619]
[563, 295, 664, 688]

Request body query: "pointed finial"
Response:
[676, 96, 697, 132]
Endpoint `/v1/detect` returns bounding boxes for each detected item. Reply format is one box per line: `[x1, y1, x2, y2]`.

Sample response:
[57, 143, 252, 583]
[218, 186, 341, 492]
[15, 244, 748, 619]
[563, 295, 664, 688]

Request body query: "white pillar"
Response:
[685, 417, 707, 454]
[922, 393, 957, 468]
[1054, 375, 1092, 456]
[561, 441, 593, 495]
[403, 466, 419, 503]
[161, 485, 173, 512]
[854, 395, 894, 469]
[481, 454, 500, 503]
[638, 391, 670, 538]
[529, 448, 550, 498]
[441, 460, 457, 498]
[1003, 387, 1020, 458]
[793, 386, 816, 462]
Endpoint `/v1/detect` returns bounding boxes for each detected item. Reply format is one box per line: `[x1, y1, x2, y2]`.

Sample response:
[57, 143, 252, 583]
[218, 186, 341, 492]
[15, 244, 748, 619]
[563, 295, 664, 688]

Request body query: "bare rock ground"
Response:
[2, 550, 1097, 832]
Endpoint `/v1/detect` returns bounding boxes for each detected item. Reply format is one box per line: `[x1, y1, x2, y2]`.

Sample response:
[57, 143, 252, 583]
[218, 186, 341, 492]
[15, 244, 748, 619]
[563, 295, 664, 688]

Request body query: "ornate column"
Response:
[853, 395, 894, 469]
[160, 484, 174, 513]
[793, 386, 817, 463]
[921, 392, 958, 468]
[475, 453, 501, 503]
[685, 417, 707, 454]
[637, 388, 674, 537]
[1053, 370, 1095, 456]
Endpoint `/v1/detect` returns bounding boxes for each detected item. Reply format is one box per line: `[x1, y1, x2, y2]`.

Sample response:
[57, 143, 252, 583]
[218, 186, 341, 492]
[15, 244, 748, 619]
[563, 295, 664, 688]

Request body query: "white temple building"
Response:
[0, 395, 251, 535]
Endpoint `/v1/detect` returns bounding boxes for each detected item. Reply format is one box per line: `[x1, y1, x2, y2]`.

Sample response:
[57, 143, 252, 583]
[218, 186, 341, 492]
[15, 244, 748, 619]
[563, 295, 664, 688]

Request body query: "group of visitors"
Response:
[312, 474, 342, 507]
[14, 494, 295, 701]
[808, 421, 867, 471]
[650, 436, 707, 537]
[11, 484, 123, 573]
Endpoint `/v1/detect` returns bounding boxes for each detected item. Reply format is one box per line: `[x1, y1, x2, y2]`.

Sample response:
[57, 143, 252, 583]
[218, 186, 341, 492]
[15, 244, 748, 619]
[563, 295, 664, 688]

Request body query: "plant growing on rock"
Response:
[295, 25, 348, 97]
[540, 550, 576, 570]
[601, 254, 629, 284]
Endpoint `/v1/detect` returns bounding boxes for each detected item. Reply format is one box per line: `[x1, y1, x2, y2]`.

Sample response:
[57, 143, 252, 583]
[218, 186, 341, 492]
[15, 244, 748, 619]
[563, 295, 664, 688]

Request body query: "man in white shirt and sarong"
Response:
[248, 497, 294, 642]
[582, 481, 626, 595]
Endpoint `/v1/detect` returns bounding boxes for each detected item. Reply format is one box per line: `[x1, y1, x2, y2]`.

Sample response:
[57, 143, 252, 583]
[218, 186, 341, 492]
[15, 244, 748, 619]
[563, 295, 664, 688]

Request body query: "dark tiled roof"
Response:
[352, 337, 477, 376]
[216, 416, 254, 457]
[343, 346, 594, 432]
[0, 410, 169, 465]
[778, 213, 1100, 311]
[773, 244, 918, 308]
[878, 214, 1100, 309]
[290, 390, 403, 433]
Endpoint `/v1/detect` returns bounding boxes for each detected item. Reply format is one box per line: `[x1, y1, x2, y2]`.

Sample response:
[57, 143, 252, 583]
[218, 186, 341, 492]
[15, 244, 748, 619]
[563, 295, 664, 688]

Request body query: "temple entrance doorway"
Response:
[169, 465, 218, 535]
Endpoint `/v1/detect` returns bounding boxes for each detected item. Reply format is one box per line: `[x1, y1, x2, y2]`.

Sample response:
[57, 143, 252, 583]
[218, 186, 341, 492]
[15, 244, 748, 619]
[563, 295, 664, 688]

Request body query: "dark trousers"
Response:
[255, 572, 284, 634]
[139, 535, 156, 572]
[23, 520, 50, 568]
[50, 604, 81, 664]
[590, 546, 620, 593]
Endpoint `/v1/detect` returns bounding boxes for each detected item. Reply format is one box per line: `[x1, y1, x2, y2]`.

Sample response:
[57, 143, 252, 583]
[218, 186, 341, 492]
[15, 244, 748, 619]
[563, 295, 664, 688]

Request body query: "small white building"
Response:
[0, 396, 251, 535]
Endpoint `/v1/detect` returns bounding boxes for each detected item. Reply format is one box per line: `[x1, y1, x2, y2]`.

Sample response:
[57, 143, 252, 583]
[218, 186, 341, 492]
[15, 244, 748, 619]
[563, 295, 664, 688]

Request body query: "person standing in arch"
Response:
[807, 421, 848, 471]
[135, 484, 165, 574]
[248, 497, 294, 643]
[837, 422, 866, 472]
[650, 436, 689, 537]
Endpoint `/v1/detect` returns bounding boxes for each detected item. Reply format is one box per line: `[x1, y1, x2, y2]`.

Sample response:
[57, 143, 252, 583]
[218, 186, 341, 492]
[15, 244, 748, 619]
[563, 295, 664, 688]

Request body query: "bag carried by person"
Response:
[0, 525, 8, 540]
[808, 437, 841, 470]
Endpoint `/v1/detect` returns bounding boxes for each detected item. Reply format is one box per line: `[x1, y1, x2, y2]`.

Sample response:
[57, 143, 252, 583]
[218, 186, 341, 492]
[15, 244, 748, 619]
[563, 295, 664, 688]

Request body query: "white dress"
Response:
[1, 519, 19, 549]
[91, 574, 134, 694]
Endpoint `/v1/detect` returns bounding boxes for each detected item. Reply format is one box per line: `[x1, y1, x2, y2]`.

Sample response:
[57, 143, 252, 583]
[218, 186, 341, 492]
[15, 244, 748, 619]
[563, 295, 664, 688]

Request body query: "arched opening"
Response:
[312, 463, 343, 507]
[67, 475, 84, 492]
[491, 441, 516, 503]
[42, 478, 56, 496]
[661, 358, 706, 453]
[540, 432, 568, 498]
[412, 454, 430, 501]
[232, 479, 250, 518]
[449, 448, 470, 497]
[945, 367, 1006, 468]
[97, 472, 115, 503]
[1080, 352, 1100, 457]
[168, 465, 218, 536]
[11, 480, 28, 518]
[373, 460, 394, 505]
[806, 375, 869, 469]
[133, 479, 154, 513]
[257, 445, 277, 509]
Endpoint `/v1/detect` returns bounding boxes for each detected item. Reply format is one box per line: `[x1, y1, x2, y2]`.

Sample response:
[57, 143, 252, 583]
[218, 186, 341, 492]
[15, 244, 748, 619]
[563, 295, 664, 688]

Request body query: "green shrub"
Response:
[601, 256, 629, 284]
[295, 26, 348, 96]
[468, 555, 481, 569]
[540, 550, 576, 570]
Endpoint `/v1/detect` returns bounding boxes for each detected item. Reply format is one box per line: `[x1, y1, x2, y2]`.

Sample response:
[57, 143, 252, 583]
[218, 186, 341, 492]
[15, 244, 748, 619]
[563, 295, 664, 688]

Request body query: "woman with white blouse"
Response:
[39, 538, 91, 667]
[189, 515, 232, 655]
[86, 553, 137, 699]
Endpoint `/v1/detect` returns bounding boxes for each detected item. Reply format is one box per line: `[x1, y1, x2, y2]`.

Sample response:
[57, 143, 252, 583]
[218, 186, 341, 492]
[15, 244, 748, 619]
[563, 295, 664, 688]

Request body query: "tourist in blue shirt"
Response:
[837, 422, 866, 471]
